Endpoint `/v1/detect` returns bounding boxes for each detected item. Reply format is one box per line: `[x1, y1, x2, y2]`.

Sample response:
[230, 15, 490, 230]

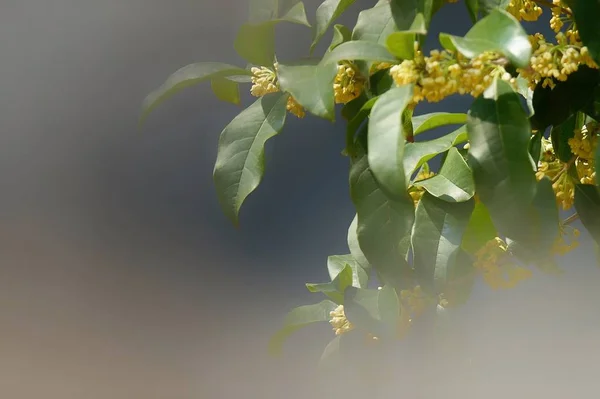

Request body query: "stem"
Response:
[403, 107, 415, 143]
[551, 156, 577, 184]
[562, 213, 579, 225]
[532, 0, 573, 16]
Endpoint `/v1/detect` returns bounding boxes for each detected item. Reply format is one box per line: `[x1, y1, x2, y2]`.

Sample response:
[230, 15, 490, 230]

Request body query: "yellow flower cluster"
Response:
[576, 158, 596, 185]
[400, 285, 430, 319]
[519, 33, 598, 89]
[474, 237, 533, 290]
[569, 122, 598, 161]
[334, 61, 364, 104]
[409, 169, 436, 205]
[549, 1, 572, 34]
[389, 46, 514, 104]
[250, 65, 306, 118]
[506, 0, 543, 22]
[370, 61, 394, 75]
[551, 225, 580, 256]
[329, 304, 354, 336]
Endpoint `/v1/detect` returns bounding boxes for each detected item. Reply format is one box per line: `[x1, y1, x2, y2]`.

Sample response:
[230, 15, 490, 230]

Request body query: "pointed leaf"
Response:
[352, 1, 401, 44]
[349, 150, 415, 289]
[412, 193, 474, 293]
[306, 264, 353, 304]
[312, 0, 356, 52]
[327, 255, 369, 288]
[403, 126, 468, 181]
[467, 79, 536, 242]
[465, 0, 480, 22]
[439, 9, 531, 68]
[213, 92, 288, 225]
[210, 78, 241, 105]
[368, 85, 413, 199]
[268, 300, 338, 355]
[412, 112, 468, 136]
[414, 147, 475, 202]
[348, 215, 371, 271]
[329, 24, 352, 51]
[140, 63, 251, 125]
[574, 184, 600, 246]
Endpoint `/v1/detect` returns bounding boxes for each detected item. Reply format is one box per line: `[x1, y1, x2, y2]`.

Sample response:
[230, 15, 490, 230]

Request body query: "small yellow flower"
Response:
[250, 66, 278, 97]
[474, 237, 532, 290]
[334, 61, 364, 104]
[506, 0, 543, 22]
[329, 305, 354, 336]
[569, 122, 598, 161]
[286, 96, 305, 118]
[408, 169, 435, 205]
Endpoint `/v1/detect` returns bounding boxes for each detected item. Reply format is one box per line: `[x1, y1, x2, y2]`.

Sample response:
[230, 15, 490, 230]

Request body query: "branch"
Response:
[562, 213, 579, 225]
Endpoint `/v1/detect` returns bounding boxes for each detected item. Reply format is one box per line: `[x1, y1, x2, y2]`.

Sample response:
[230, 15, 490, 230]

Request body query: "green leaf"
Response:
[528, 130, 542, 166]
[530, 66, 600, 131]
[329, 24, 352, 51]
[550, 113, 582, 163]
[369, 69, 395, 96]
[439, 9, 531, 68]
[367, 85, 414, 199]
[343, 286, 400, 338]
[235, 2, 310, 66]
[321, 40, 398, 65]
[479, 0, 510, 14]
[140, 63, 251, 125]
[515, 76, 535, 116]
[327, 255, 369, 287]
[465, 0, 480, 22]
[347, 214, 371, 271]
[385, 15, 427, 59]
[531, 177, 560, 253]
[352, 1, 401, 44]
[461, 200, 497, 255]
[349, 150, 415, 290]
[306, 264, 353, 304]
[210, 78, 241, 105]
[412, 112, 468, 136]
[312, 0, 356, 52]
[268, 300, 338, 356]
[346, 96, 379, 153]
[574, 184, 600, 246]
[403, 126, 468, 181]
[467, 78, 536, 242]
[583, 86, 600, 121]
[213, 92, 288, 225]
[414, 147, 475, 202]
[412, 193, 475, 294]
[570, 0, 600, 65]
[248, 0, 278, 23]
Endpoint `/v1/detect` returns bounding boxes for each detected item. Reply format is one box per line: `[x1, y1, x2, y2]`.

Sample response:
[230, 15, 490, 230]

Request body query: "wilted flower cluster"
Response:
[474, 237, 533, 290]
[390, 44, 514, 104]
[506, 0, 543, 21]
[250, 65, 306, 118]
[329, 304, 354, 336]
[518, 33, 598, 89]
[334, 61, 365, 104]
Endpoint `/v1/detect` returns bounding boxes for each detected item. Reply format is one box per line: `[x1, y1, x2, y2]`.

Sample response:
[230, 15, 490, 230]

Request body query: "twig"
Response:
[562, 213, 579, 225]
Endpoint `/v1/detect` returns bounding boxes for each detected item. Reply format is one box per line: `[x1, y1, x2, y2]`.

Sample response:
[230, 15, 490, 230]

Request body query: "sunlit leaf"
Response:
[327, 255, 369, 287]
[306, 264, 353, 304]
[412, 112, 468, 136]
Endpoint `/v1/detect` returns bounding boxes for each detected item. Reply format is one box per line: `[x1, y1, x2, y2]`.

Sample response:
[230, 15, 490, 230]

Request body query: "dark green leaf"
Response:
[140, 63, 251, 125]
[403, 126, 468, 181]
[570, 0, 600, 65]
[528, 130, 542, 166]
[574, 184, 600, 246]
[352, 1, 401, 44]
[367, 85, 414, 199]
[347, 214, 371, 271]
[439, 9, 531, 68]
[343, 286, 400, 338]
[329, 24, 352, 51]
[268, 300, 338, 356]
[321, 40, 398, 65]
[349, 150, 415, 290]
[213, 92, 288, 225]
[467, 78, 536, 242]
[465, 0, 480, 22]
[461, 200, 497, 255]
[412, 193, 475, 293]
[312, 0, 356, 52]
[583, 86, 600, 121]
[327, 254, 369, 287]
[412, 112, 468, 136]
[369, 69, 395, 96]
[515, 76, 535, 116]
[306, 264, 353, 304]
[530, 66, 600, 131]
[210, 78, 241, 105]
[414, 147, 475, 202]
[550, 113, 581, 163]
[531, 177, 560, 253]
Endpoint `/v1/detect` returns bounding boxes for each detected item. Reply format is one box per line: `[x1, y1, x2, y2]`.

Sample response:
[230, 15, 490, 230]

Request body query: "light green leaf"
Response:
[321, 40, 397, 65]
[385, 14, 427, 59]
[350, 150, 415, 290]
[439, 9, 531, 68]
[570, 0, 600, 65]
[140, 62, 251, 125]
[414, 147, 475, 202]
[306, 264, 353, 304]
[210, 78, 241, 105]
[327, 254, 369, 287]
[574, 184, 600, 246]
[347, 215, 371, 271]
[312, 0, 356, 52]
[403, 126, 468, 181]
[412, 193, 474, 294]
[367, 85, 414, 199]
[329, 24, 352, 51]
[467, 78, 536, 242]
[352, 1, 401, 44]
[346, 96, 379, 154]
[268, 300, 338, 356]
[213, 92, 288, 225]
[461, 200, 497, 255]
[515, 76, 534, 116]
[343, 286, 400, 338]
[412, 112, 468, 136]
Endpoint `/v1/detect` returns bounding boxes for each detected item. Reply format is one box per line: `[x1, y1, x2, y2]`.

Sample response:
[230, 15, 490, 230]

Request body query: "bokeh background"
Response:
[1, 1, 600, 398]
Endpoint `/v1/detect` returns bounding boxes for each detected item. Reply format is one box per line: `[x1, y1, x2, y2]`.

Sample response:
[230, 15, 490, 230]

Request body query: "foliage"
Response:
[142, 0, 600, 379]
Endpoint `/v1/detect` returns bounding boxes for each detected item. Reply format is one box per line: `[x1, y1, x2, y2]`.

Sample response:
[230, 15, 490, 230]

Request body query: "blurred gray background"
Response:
[1, 1, 600, 398]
